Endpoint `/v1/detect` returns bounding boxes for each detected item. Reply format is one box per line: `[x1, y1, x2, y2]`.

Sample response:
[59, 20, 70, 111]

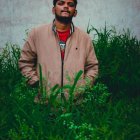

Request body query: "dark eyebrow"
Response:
[56, 0, 64, 4]
[57, 0, 75, 7]
[57, 0, 64, 3]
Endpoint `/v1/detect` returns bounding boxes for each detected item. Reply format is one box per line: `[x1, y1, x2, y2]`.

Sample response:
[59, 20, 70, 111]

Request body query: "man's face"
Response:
[53, 0, 77, 24]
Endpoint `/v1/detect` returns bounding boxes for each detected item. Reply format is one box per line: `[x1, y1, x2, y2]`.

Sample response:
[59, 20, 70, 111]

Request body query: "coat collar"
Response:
[52, 20, 75, 35]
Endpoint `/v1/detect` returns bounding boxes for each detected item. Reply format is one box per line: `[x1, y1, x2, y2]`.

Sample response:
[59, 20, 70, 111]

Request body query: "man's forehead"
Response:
[57, 0, 75, 3]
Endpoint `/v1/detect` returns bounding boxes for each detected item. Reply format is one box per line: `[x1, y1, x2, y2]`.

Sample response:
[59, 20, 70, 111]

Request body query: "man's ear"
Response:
[74, 10, 77, 17]
[52, 7, 55, 15]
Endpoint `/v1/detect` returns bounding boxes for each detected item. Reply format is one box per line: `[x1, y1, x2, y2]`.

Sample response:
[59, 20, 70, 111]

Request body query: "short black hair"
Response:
[53, 0, 77, 7]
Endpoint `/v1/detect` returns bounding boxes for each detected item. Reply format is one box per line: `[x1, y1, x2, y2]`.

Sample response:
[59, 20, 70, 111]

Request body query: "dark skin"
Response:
[35, 0, 78, 103]
[52, 0, 77, 32]
[34, 0, 77, 104]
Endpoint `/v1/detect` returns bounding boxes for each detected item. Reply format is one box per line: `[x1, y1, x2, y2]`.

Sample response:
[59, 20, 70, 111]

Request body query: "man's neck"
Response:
[55, 19, 71, 32]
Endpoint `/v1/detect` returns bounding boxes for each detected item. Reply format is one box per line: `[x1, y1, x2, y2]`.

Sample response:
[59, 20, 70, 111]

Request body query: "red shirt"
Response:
[57, 29, 70, 60]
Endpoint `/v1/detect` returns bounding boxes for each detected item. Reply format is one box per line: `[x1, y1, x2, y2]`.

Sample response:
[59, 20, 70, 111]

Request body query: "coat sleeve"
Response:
[18, 28, 39, 86]
[84, 39, 98, 85]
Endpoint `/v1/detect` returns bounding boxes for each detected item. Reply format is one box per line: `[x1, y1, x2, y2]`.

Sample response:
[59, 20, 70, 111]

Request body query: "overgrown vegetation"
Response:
[0, 27, 140, 140]
[88, 26, 140, 97]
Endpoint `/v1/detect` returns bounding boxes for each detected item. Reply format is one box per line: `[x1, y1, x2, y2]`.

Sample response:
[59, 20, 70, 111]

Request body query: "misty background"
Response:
[0, 0, 140, 48]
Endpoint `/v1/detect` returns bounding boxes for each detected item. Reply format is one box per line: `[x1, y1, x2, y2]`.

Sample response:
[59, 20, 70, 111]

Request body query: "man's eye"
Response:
[57, 1, 75, 7]
[57, 1, 64, 6]
[68, 2, 75, 7]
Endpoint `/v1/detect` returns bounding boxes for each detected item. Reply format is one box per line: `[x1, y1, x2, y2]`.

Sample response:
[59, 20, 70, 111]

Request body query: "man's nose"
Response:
[63, 3, 69, 8]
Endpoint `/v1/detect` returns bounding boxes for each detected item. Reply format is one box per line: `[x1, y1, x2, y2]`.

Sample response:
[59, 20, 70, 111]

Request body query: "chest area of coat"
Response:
[39, 40, 85, 59]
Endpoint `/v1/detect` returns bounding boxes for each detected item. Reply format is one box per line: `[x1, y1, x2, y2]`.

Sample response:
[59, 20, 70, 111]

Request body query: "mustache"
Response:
[61, 10, 70, 14]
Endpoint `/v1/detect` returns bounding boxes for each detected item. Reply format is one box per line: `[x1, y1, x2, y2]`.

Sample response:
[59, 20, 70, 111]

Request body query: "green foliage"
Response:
[0, 43, 22, 139]
[0, 27, 140, 140]
[0, 43, 21, 93]
[37, 66, 84, 112]
[8, 115, 37, 140]
[90, 26, 140, 96]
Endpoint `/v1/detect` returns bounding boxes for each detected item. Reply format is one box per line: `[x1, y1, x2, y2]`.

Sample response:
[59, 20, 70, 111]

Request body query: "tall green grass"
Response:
[88, 26, 140, 97]
[0, 27, 140, 140]
[0, 43, 21, 93]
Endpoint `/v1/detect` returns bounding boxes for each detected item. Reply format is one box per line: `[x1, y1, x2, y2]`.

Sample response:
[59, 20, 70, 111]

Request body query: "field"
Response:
[0, 26, 140, 140]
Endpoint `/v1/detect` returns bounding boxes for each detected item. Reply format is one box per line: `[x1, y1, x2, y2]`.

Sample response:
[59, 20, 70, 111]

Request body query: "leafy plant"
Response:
[0, 43, 21, 93]
[88, 25, 140, 96]
[0, 26, 140, 140]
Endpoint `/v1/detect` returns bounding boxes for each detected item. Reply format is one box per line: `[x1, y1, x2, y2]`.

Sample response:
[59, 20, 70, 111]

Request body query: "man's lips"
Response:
[61, 11, 70, 14]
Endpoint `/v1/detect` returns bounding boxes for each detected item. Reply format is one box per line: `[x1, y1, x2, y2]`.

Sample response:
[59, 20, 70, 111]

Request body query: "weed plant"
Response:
[0, 43, 21, 93]
[88, 26, 140, 97]
[0, 27, 140, 140]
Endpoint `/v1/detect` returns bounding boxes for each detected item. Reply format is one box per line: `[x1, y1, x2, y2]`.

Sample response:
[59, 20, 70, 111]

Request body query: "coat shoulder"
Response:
[74, 26, 91, 41]
[27, 23, 52, 39]
[34, 23, 52, 33]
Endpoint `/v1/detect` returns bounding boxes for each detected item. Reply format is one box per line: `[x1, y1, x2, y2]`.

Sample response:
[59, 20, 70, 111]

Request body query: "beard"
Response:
[55, 13, 73, 24]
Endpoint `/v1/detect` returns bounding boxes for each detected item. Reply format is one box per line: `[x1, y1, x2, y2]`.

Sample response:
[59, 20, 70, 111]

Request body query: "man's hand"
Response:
[29, 80, 39, 88]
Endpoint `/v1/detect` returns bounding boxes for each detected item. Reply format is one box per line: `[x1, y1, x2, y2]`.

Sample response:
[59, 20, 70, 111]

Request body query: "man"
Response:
[19, 0, 98, 102]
